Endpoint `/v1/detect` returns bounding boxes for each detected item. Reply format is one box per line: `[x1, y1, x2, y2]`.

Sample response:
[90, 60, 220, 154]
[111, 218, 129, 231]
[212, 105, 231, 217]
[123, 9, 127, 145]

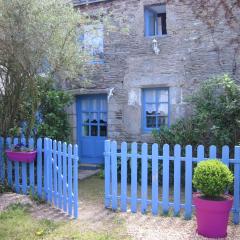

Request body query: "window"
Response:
[77, 24, 104, 63]
[142, 88, 169, 131]
[144, 4, 167, 37]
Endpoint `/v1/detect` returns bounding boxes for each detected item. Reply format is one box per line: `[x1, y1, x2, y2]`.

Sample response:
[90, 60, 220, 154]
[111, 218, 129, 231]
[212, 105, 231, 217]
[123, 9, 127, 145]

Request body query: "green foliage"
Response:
[29, 188, 46, 205]
[36, 79, 72, 142]
[0, 0, 108, 137]
[193, 160, 233, 198]
[0, 181, 12, 194]
[153, 75, 240, 148]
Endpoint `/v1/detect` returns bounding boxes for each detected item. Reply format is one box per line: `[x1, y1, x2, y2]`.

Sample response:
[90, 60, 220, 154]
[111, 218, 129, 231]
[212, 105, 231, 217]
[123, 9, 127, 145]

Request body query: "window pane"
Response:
[99, 113, 107, 124]
[100, 125, 107, 137]
[82, 113, 90, 124]
[81, 99, 89, 110]
[99, 98, 107, 111]
[92, 98, 98, 111]
[91, 125, 98, 136]
[146, 116, 156, 128]
[90, 112, 98, 124]
[146, 104, 156, 115]
[157, 116, 168, 127]
[82, 125, 89, 136]
[157, 104, 168, 116]
[158, 90, 168, 102]
[145, 90, 156, 103]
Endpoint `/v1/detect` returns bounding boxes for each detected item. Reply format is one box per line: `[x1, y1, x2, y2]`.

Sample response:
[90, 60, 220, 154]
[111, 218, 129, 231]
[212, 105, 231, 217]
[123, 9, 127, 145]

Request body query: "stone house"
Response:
[66, 0, 240, 164]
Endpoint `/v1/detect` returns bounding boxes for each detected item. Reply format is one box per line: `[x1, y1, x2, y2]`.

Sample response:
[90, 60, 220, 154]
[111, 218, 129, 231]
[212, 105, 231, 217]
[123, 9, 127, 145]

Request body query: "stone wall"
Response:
[67, 0, 240, 144]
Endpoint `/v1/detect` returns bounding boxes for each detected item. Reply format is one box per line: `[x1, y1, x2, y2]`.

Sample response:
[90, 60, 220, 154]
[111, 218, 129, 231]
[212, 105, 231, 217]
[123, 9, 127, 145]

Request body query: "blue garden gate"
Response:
[104, 140, 240, 224]
[0, 137, 79, 218]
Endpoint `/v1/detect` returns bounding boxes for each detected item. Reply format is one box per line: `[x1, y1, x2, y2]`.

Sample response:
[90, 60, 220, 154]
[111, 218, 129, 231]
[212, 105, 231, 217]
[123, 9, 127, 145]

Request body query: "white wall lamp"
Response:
[152, 38, 160, 55]
[108, 87, 115, 102]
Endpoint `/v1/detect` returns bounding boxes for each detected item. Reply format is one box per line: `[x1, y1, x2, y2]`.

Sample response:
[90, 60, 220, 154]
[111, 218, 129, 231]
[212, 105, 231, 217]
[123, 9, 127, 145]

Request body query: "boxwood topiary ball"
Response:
[193, 160, 233, 199]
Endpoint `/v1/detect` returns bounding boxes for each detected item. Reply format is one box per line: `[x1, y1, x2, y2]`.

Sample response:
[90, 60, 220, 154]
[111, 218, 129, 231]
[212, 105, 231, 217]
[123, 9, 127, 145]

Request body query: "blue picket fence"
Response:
[0, 137, 79, 218]
[104, 140, 240, 224]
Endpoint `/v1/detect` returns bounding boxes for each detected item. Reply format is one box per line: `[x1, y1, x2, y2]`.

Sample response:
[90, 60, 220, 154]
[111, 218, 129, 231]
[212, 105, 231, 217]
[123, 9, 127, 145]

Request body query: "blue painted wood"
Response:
[29, 138, 35, 194]
[13, 138, 20, 193]
[53, 140, 58, 206]
[111, 141, 118, 210]
[197, 145, 204, 162]
[162, 144, 170, 214]
[73, 144, 79, 219]
[21, 137, 27, 194]
[173, 144, 181, 216]
[185, 145, 193, 220]
[37, 138, 43, 197]
[48, 139, 53, 203]
[141, 143, 148, 214]
[222, 146, 229, 167]
[120, 142, 127, 212]
[233, 146, 240, 224]
[77, 95, 107, 164]
[144, 8, 156, 36]
[104, 140, 111, 208]
[44, 138, 49, 200]
[131, 142, 138, 213]
[68, 144, 73, 216]
[58, 141, 62, 209]
[142, 88, 170, 132]
[209, 145, 217, 159]
[62, 142, 67, 212]
[6, 137, 12, 185]
[0, 137, 4, 183]
[152, 143, 159, 215]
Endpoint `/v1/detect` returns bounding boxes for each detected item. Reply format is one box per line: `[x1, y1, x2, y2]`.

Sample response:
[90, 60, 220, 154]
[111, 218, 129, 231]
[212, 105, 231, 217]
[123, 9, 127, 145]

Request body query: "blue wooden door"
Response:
[77, 95, 107, 164]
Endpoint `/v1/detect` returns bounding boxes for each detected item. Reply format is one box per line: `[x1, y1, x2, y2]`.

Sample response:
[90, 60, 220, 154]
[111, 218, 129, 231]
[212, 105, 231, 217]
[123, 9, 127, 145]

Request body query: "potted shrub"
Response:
[5, 143, 37, 163]
[193, 160, 234, 238]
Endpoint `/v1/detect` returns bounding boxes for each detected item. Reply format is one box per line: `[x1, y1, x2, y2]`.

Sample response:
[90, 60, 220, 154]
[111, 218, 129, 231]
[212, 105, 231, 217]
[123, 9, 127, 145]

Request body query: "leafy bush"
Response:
[36, 79, 72, 142]
[193, 160, 233, 199]
[153, 75, 240, 148]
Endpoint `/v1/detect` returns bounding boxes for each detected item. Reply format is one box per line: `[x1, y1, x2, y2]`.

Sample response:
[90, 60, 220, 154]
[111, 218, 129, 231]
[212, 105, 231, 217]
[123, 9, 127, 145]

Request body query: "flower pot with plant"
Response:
[193, 160, 234, 238]
[5, 143, 37, 163]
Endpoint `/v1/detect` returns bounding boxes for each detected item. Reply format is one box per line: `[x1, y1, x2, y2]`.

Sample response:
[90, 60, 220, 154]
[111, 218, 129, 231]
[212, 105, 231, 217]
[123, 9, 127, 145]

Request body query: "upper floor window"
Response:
[142, 88, 169, 132]
[144, 4, 167, 37]
[77, 24, 104, 63]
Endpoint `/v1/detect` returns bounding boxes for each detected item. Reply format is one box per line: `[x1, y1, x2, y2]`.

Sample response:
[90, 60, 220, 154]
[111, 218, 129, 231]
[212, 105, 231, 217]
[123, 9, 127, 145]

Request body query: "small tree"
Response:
[153, 75, 240, 148]
[0, 0, 101, 137]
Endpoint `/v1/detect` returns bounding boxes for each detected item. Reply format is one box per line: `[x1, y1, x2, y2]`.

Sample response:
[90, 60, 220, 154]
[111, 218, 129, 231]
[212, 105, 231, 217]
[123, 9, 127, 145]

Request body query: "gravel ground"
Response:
[1, 176, 240, 240]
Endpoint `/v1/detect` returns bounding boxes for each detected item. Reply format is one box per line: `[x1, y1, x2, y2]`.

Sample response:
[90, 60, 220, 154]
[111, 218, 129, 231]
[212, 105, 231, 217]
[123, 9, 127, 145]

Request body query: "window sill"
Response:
[87, 59, 105, 65]
[144, 35, 168, 39]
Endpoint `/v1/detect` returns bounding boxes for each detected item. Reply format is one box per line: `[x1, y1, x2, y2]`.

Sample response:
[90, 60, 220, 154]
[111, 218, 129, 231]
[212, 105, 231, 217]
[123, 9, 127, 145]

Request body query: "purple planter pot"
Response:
[5, 150, 37, 163]
[194, 194, 233, 238]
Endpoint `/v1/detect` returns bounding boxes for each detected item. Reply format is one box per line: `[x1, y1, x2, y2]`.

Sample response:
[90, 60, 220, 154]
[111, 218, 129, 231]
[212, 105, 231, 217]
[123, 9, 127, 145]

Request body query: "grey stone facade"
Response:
[67, 0, 240, 144]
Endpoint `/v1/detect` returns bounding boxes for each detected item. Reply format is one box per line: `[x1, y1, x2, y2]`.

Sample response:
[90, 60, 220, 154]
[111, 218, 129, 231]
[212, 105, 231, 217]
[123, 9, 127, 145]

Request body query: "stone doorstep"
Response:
[78, 169, 100, 180]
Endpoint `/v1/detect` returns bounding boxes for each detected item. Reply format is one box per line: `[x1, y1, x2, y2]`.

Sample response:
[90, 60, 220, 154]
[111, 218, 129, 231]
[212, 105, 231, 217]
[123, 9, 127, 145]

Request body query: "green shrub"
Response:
[36, 79, 72, 142]
[153, 75, 240, 149]
[192, 160, 233, 199]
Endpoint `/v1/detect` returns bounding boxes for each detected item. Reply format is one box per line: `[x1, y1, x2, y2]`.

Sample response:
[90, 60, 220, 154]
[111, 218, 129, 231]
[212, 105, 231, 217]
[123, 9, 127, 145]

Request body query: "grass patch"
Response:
[0, 202, 130, 240]
[0, 203, 57, 240]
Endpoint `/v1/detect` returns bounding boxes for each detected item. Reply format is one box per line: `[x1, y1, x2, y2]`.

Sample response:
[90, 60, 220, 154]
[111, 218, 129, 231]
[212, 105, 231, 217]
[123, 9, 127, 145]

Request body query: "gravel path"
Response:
[1, 180, 240, 240]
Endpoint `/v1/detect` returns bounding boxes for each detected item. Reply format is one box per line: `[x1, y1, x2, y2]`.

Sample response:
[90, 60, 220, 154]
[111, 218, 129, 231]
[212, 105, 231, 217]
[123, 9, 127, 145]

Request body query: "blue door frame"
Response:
[76, 94, 107, 164]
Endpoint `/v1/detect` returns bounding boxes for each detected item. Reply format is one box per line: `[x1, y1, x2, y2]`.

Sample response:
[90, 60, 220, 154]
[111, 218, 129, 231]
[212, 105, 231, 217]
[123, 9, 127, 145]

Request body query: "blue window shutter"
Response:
[155, 15, 158, 36]
[144, 9, 150, 36]
[145, 9, 157, 36]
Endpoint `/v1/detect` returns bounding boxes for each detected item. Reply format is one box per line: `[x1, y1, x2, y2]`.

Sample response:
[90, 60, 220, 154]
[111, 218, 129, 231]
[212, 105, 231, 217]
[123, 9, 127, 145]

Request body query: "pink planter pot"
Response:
[5, 150, 37, 163]
[194, 194, 233, 238]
